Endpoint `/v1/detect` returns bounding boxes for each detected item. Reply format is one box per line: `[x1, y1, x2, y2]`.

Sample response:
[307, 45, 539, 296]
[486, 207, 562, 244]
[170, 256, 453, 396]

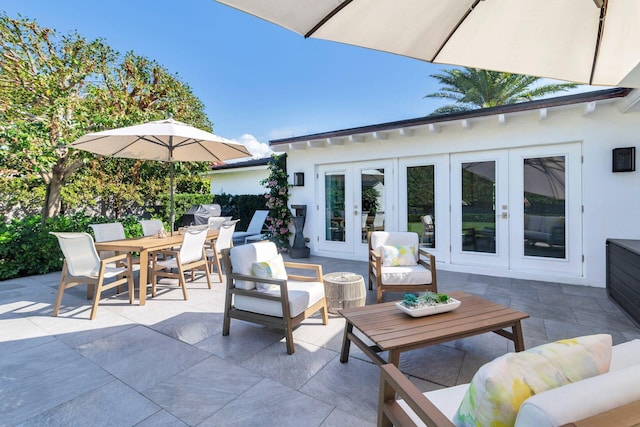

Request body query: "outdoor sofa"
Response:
[378, 335, 640, 427]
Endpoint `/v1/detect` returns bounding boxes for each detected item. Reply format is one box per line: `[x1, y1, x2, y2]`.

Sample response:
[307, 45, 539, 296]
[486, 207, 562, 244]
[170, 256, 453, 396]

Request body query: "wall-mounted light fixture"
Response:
[612, 147, 636, 172]
[293, 172, 305, 186]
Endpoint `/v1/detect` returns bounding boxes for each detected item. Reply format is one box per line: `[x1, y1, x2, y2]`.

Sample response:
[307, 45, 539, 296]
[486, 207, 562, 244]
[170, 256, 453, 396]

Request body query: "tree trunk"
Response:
[43, 174, 64, 224]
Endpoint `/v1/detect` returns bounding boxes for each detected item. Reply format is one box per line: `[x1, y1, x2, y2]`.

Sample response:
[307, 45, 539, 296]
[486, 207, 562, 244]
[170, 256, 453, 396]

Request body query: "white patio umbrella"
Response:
[71, 118, 252, 233]
[217, 0, 640, 87]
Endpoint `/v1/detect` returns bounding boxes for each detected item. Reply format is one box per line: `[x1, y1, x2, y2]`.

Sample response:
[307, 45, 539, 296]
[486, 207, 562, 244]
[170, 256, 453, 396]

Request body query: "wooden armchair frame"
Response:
[221, 246, 329, 354]
[378, 363, 454, 427]
[368, 231, 438, 303]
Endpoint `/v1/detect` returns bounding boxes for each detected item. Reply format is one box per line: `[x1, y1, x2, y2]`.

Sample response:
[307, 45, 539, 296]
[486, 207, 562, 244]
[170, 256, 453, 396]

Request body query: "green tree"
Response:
[0, 14, 212, 223]
[425, 68, 578, 115]
[0, 14, 115, 222]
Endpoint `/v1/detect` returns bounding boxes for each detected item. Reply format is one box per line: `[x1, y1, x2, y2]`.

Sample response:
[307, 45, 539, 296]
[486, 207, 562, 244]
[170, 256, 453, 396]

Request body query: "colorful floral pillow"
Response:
[453, 334, 612, 427]
[251, 254, 288, 292]
[380, 245, 417, 266]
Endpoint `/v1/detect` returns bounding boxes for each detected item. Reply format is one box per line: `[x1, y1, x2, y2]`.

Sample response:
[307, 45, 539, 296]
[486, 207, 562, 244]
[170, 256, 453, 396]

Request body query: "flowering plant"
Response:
[260, 154, 292, 249]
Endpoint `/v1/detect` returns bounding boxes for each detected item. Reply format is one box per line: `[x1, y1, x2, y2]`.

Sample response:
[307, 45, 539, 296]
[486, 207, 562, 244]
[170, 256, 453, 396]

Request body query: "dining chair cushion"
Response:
[252, 254, 288, 292]
[453, 334, 612, 427]
[380, 265, 433, 285]
[234, 279, 325, 318]
[230, 242, 280, 290]
[381, 245, 417, 266]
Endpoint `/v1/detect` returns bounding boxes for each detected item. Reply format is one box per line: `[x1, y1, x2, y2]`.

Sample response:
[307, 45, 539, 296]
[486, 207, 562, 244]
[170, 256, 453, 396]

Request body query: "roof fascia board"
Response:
[270, 88, 632, 147]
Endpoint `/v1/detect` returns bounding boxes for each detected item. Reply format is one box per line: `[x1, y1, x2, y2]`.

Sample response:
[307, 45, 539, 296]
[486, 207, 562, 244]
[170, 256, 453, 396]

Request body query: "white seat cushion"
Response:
[379, 265, 433, 285]
[609, 338, 640, 371]
[234, 280, 325, 318]
[397, 384, 469, 427]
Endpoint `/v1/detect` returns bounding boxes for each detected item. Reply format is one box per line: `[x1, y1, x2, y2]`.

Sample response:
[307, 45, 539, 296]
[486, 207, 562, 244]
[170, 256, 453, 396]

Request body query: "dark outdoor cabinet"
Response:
[606, 239, 640, 326]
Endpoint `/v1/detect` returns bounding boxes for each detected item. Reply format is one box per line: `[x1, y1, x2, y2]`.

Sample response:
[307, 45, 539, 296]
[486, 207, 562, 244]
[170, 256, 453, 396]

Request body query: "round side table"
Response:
[323, 272, 366, 314]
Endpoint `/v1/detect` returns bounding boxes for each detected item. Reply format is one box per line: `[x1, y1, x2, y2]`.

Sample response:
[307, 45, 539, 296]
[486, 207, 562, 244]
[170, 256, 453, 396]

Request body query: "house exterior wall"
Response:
[280, 97, 640, 288]
[209, 167, 269, 195]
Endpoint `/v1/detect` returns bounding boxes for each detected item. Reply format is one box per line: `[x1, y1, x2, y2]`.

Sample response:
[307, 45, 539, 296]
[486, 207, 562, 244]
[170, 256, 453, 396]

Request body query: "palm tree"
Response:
[426, 68, 578, 115]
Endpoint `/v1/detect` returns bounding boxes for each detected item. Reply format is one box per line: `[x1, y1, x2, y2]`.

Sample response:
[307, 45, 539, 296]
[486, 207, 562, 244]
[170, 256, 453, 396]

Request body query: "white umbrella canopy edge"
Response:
[71, 118, 251, 162]
[216, 0, 640, 88]
[71, 118, 252, 233]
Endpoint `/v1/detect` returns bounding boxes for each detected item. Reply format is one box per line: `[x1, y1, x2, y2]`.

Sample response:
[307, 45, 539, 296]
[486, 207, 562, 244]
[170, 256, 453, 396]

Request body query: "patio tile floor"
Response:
[1, 254, 639, 426]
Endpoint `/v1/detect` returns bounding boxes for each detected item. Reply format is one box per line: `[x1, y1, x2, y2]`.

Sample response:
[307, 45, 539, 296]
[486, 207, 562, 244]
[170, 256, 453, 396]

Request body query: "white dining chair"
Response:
[150, 227, 211, 300]
[139, 219, 165, 236]
[206, 220, 238, 282]
[50, 232, 134, 320]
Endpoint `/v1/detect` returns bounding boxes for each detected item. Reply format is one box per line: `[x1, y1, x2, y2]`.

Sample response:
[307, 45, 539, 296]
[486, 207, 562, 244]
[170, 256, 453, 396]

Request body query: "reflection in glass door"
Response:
[511, 144, 581, 276]
[361, 168, 386, 243]
[461, 161, 497, 254]
[523, 156, 566, 259]
[406, 165, 435, 248]
[325, 172, 346, 242]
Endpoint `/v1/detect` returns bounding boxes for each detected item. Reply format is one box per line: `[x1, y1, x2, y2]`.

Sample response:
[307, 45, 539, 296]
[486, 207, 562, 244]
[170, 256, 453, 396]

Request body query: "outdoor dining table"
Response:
[94, 229, 219, 305]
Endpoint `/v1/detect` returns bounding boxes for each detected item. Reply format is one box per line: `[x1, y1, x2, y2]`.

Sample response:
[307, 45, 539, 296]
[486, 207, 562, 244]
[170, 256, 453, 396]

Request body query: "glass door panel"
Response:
[461, 161, 497, 254]
[451, 151, 509, 268]
[407, 165, 435, 248]
[325, 172, 346, 242]
[509, 144, 581, 276]
[361, 168, 386, 243]
[523, 156, 566, 259]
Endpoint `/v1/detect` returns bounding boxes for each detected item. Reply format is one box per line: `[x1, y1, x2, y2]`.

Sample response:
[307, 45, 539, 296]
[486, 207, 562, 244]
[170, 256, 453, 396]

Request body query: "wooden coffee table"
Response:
[339, 291, 529, 366]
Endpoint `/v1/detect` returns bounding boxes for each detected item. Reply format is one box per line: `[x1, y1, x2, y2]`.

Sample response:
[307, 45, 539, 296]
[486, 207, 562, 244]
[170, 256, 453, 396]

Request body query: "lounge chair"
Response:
[232, 210, 268, 245]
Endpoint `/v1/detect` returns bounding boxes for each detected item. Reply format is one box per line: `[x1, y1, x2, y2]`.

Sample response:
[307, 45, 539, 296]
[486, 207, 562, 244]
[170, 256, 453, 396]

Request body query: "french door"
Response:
[451, 150, 510, 268]
[317, 160, 393, 258]
[451, 144, 582, 275]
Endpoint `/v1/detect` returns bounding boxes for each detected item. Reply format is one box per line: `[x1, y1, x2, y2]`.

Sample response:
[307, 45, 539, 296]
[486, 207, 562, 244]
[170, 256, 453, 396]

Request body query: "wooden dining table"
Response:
[94, 229, 219, 305]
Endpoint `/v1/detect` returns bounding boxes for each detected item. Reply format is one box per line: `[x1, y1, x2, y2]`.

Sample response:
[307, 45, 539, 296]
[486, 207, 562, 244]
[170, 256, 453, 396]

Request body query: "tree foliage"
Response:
[0, 13, 213, 223]
[425, 68, 578, 115]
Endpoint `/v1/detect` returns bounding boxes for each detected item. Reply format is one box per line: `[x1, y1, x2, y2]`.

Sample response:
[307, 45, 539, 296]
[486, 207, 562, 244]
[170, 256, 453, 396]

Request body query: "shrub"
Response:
[0, 212, 150, 281]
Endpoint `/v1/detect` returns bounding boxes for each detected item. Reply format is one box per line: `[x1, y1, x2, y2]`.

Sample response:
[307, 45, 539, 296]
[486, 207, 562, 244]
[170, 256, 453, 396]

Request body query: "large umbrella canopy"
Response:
[71, 118, 252, 232]
[217, 0, 640, 87]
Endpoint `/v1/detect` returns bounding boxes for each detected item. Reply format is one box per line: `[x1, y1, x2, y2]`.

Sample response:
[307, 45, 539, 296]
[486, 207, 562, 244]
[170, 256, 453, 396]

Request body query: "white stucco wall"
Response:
[280, 93, 640, 288]
[208, 166, 269, 195]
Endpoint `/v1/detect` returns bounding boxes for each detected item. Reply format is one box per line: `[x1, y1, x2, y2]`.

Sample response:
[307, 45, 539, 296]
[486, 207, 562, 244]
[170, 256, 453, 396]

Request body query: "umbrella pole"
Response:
[170, 162, 175, 236]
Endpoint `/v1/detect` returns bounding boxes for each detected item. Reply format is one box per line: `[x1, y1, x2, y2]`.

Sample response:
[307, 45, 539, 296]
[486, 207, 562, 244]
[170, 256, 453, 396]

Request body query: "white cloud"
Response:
[268, 125, 310, 141]
[235, 134, 272, 158]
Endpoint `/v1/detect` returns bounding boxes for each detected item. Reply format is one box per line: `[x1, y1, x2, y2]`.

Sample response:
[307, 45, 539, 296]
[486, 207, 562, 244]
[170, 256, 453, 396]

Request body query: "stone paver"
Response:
[1, 254, 639, 426]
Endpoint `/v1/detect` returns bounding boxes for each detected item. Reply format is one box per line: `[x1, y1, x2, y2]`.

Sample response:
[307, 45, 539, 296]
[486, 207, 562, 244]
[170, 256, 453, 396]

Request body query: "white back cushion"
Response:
[230, 242, 279, 290]
[515, 364, 640, 427]
[370, 232, 420, 260]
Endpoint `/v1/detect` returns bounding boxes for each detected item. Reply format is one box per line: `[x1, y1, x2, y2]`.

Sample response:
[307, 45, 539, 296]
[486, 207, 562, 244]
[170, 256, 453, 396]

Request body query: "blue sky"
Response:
[2, 0, 590, 157]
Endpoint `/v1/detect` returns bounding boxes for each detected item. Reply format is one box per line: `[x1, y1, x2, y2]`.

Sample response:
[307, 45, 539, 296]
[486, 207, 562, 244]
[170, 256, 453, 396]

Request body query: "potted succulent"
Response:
[397, 291, 461, 317]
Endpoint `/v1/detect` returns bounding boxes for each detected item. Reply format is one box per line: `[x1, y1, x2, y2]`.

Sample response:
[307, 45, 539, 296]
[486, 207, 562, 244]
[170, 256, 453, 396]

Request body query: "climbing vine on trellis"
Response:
[260, 154, 292, 249]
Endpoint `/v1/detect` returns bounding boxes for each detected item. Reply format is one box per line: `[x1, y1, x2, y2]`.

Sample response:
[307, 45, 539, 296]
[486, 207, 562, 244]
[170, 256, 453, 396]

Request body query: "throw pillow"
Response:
[453, 334, 612, 427]
[380, 245, 417, 266]
[251, 254, 288, 292]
